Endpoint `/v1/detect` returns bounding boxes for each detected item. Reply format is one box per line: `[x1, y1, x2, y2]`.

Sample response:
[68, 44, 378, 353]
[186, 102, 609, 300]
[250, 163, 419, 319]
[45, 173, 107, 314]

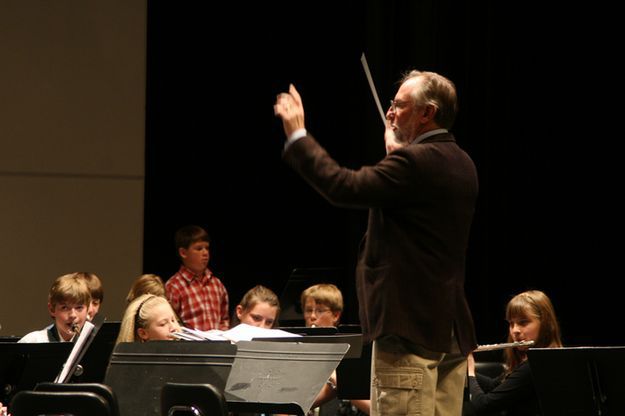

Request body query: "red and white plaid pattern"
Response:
[166, 266, 229, 331]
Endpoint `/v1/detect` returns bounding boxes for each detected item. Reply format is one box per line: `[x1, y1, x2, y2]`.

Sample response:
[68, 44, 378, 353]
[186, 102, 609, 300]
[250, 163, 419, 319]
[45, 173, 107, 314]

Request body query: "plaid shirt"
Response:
[165, 266, 229, 331]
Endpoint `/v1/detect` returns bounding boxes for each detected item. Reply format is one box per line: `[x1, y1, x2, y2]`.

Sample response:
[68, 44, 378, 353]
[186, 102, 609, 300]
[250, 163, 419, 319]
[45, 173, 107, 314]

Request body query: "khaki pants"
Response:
[370, 335, 467, 416]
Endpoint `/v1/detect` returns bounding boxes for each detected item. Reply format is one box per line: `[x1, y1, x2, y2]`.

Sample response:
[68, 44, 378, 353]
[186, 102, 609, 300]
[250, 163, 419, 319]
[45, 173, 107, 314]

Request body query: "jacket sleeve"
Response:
[466, 363, 534, 413]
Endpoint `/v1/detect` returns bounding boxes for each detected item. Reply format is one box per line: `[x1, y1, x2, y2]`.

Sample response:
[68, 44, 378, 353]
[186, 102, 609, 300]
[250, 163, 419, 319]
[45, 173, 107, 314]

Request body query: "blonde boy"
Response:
[19, 273, 91, 343]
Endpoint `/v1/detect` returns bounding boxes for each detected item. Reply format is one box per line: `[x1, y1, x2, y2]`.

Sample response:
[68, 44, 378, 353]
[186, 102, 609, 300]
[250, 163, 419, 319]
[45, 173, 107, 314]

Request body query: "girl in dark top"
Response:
[464, 290, 563, 416]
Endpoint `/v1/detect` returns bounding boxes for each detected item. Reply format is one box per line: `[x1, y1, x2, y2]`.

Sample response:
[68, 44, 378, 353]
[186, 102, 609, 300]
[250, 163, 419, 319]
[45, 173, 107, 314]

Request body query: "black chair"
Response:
[9, 389, 113, 416]
[161, 382, 228, 416]
[473, 349, 506, 379]
[35, 382, 120, 416]
[474, 361, 506, 379]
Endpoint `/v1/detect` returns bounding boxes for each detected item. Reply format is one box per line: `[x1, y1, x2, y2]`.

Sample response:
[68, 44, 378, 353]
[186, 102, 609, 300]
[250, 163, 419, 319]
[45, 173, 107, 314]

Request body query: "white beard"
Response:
[385, 129, 404, 154]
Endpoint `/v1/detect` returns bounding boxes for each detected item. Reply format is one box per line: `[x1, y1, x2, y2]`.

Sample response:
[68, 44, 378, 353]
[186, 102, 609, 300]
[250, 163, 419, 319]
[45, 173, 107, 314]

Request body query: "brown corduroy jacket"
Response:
[283, 132, 478, 354]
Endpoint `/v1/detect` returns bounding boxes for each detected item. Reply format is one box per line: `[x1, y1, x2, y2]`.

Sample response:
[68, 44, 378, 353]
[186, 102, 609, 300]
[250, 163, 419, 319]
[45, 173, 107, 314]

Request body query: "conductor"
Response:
[274, 70, 478, 416]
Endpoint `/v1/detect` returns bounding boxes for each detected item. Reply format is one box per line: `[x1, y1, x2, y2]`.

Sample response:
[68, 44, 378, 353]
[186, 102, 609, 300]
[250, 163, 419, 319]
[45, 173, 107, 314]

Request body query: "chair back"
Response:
[161, 382, 228, 416]
[35, 381, 120, 416]
[9, 389, 112, 416]
[474, 361, 506, 379]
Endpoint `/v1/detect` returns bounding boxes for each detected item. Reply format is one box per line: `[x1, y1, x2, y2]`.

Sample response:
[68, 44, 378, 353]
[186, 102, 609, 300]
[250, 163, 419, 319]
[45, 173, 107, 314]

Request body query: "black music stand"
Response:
[252, 333, 360, 359]
[264, 328, 370, 400]
[225, 340, 350, 416]
[323, 325, 371, 400]
[0, 342, 73, 404]
[337, 324, 362, 334]
[277, 326, 338, 336]
[104, 340, 236, 416]
[527, 346, 625, 415]
[336, 341, 371, 399]
[71, 321, 120, 383]
[592, 347, 625, 415]
[55, 314, 106, 383]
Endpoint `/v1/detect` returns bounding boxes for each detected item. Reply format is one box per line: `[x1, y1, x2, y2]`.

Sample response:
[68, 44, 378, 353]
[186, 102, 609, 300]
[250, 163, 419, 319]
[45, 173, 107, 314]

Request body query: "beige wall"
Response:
[0, 0, 146, 336]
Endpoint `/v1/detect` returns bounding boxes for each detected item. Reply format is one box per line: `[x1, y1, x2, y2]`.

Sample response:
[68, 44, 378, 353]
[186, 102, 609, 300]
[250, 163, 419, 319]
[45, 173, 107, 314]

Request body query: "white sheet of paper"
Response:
[221, 323, 302, 342]
[54, 320, 95, 383]
[173, 323, 302, 343]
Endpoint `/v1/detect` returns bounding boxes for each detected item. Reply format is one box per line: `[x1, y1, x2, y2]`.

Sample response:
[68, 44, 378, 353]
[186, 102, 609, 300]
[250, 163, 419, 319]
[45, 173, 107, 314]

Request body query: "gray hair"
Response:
[400, 70, 458, 129]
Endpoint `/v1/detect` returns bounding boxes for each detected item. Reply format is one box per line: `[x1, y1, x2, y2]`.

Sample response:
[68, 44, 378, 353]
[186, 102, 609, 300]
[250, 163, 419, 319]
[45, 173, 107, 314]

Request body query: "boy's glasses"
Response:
[303, 307, 331, 316]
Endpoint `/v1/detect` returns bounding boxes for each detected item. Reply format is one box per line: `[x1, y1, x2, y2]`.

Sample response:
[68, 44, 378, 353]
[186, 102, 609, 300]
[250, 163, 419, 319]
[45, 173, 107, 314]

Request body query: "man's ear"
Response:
[178, 247, 187, 259]
[235, 304, 244, 320]
[422, 104, 437, 122]
[48, 302, 55, 318]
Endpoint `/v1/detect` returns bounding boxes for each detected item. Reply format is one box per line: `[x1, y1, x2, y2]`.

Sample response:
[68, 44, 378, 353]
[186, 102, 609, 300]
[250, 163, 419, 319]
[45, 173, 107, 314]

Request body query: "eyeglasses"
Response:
[389, 99, 411, 113]
[303, 307, 332, 316]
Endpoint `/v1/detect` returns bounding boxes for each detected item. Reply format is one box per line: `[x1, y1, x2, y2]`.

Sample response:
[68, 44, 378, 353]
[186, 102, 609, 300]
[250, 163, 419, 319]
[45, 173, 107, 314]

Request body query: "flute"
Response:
[475, 340, 535, 352]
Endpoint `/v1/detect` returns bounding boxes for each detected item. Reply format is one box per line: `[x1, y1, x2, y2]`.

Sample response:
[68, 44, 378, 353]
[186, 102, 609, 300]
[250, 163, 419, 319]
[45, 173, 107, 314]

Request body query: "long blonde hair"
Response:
[116, 294, 175, 343]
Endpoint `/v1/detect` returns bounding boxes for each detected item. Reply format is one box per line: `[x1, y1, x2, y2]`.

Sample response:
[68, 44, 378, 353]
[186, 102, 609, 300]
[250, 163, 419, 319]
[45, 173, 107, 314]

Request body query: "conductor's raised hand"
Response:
[274, 84, 305, 138]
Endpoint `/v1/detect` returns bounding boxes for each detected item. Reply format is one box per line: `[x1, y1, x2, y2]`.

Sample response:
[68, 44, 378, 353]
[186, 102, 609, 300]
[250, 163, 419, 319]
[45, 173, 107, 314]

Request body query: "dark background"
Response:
[143, 1, 623, 346]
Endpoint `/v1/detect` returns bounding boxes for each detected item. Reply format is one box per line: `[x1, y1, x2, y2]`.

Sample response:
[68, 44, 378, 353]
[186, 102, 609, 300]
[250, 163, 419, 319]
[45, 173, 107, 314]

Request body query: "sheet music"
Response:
[173, 327, 228, 341]
[172, 323, 302, 343]
[224, 323, 301, 342]
[54, 320, 95, 383]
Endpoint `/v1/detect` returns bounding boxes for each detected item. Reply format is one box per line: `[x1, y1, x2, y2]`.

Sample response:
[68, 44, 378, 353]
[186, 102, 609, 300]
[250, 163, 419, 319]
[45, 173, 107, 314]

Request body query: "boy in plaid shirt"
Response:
[165, 225, 229, 330]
